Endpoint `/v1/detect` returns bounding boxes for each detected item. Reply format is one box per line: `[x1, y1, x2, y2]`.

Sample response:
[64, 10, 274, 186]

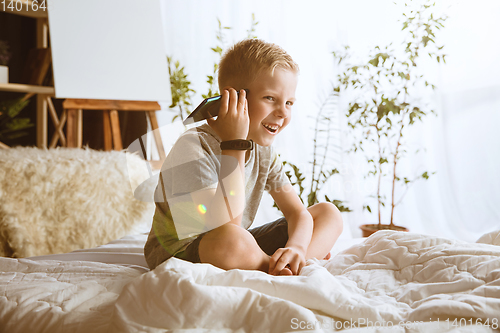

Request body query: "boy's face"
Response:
[245, 68, 298, 146]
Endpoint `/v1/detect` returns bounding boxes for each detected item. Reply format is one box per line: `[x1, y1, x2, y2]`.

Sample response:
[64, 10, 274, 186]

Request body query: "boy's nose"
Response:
[273, 104, 288, 118]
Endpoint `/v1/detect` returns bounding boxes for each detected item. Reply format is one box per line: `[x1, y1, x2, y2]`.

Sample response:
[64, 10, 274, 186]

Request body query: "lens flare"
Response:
[229, 190, 235, 196]
[197, 204, 207, 214]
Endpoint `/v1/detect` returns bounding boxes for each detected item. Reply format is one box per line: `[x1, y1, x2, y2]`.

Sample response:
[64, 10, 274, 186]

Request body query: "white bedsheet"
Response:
[0, 259, 142, 333]
[26, 233, 364, 270]
[1, 230, 499, 333]
[26, 233, 150, 270]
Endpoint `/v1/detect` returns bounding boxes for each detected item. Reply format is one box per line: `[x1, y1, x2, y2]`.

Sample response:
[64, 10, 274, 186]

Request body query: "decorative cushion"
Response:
[0, 147, 155, 257]
[476, 230, 500, 246]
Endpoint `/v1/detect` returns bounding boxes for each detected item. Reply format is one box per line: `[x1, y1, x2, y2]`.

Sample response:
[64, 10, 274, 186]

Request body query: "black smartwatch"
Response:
[220, 139, 254, 151]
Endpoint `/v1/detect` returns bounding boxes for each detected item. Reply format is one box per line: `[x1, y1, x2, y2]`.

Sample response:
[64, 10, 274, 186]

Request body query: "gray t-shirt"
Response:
[144, 124, 290, 269]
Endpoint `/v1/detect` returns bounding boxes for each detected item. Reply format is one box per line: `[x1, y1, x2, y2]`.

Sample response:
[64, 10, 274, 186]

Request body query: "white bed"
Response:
[1, 230, 499, 333]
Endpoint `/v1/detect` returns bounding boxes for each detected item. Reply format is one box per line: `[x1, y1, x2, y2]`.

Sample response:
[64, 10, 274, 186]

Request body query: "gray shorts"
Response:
[174, 217, 288, 264]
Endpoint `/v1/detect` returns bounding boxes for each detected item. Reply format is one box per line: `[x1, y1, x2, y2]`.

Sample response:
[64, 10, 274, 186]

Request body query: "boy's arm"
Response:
[268, 184, 313, 275]
[190, 149, 246, 229]
[190, 88, 248, 229]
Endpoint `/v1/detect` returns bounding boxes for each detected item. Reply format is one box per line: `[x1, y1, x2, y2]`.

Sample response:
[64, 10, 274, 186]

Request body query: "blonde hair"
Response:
[218, 39, 299, 89]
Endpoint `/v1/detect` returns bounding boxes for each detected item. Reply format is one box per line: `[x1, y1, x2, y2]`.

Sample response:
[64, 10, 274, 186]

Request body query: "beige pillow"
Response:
[476, 230, 500, 246]
[0, 147, 155, 257]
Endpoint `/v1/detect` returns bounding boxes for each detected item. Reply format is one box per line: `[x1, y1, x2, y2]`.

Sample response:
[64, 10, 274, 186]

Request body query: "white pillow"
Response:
[476, 230, 500, 246]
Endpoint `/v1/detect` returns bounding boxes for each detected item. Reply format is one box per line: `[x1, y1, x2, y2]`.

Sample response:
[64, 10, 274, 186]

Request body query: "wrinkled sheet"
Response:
[2, 230, 500, 333]
[111, 231, 500, 332]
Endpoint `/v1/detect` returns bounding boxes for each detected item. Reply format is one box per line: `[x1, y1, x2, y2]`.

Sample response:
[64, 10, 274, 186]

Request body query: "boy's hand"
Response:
[269, 246, 306, 276]
[207, 88, 249, 142]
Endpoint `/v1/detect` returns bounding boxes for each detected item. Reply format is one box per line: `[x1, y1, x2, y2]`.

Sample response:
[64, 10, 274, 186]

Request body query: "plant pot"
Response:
[0, 65, 8, 84]
[359, 223, 409, 237]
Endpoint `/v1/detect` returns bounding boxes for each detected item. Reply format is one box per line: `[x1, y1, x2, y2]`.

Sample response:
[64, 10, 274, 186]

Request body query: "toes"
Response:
[279, 267, 293, 276]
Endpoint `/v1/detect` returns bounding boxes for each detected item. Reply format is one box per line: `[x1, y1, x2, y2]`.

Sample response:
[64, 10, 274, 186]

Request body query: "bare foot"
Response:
[323, 252, 331, 260]
[278, 267, 293, 276]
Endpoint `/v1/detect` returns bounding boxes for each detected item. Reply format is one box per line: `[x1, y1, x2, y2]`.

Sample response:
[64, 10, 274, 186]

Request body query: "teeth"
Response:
[263, 123, 279, 132]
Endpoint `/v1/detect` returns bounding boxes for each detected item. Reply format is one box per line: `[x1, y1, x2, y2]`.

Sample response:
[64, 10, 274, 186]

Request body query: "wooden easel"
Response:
[59, 99, 166, 160]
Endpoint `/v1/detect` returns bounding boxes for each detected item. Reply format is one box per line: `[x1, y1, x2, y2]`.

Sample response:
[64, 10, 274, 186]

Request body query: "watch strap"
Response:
[220, 139, 254, 151]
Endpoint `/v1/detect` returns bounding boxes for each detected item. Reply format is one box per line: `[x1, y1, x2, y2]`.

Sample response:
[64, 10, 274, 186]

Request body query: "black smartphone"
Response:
[183, 89, 248, 125]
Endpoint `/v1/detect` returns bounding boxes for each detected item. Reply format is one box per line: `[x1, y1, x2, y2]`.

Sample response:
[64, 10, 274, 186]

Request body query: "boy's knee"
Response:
[310, 202, 343, 231]
[310, 202, 340, 218]
[201, 223, 244, 254]
[199, 223, 263, 269]
[317, 202, 340, 215]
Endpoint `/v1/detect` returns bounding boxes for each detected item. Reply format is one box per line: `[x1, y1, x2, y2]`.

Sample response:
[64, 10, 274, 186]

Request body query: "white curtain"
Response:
[156, 0, 500, 241]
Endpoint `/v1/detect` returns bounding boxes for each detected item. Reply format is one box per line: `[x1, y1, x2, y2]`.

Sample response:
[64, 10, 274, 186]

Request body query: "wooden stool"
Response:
[61, 99, 166, 160]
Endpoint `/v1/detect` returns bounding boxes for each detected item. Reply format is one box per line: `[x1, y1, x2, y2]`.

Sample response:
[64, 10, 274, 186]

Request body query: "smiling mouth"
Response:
[262, 123, 280, 134]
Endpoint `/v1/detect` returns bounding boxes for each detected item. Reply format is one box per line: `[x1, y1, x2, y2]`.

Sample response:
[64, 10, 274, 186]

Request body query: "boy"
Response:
[145, 39, 343, 275]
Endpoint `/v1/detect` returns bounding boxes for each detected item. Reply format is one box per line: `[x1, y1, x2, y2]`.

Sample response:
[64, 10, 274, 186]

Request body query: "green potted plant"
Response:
[0, 40, 11, 84]
[166, 56, 196, 122]
[335, 1, 446, 236]
[0, 97, 34, 148]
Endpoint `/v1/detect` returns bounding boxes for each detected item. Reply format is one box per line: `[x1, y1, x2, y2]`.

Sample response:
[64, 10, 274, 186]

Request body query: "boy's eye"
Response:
[286, 101, 294, 106]
[265, 96, 274, 101]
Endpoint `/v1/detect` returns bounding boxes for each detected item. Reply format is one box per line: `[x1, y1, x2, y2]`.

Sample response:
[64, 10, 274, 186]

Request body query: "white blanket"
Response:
[111, 230, 500, 332]
[2, 230, 500, 333]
